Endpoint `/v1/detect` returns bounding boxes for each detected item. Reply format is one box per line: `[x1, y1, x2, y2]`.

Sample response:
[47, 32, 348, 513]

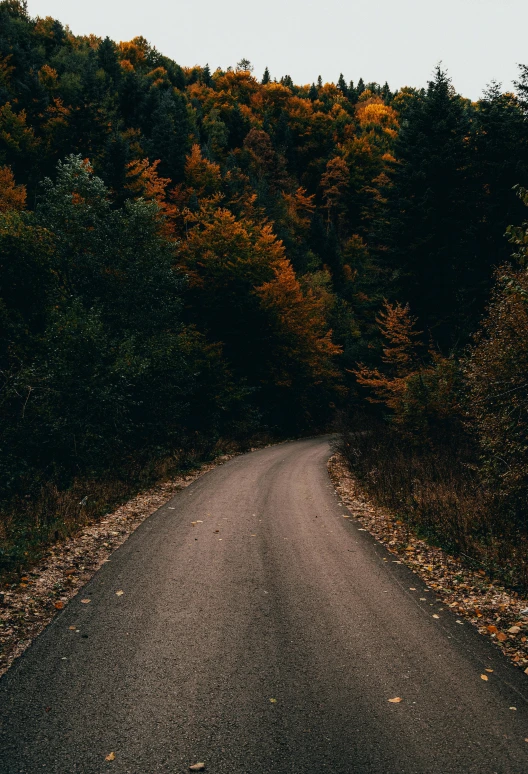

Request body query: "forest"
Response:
[1, 0, 528, 587]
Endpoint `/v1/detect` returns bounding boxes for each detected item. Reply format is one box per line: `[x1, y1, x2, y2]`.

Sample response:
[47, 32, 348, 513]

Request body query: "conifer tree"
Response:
[262, 67, 270, 85]
[146, 91, 190, 182]
[337, 73, 348, 97]
[378, 67, 472, 347]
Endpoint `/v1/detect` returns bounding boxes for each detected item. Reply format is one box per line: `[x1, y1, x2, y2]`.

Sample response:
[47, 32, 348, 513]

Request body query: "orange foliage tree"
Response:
[0, 165, 26, 212]
[178, 205, 341, 425]
[354, 301, 459, 436]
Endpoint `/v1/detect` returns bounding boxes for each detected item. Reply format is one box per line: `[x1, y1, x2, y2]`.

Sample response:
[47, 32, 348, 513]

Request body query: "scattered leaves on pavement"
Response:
[105, 752, 115, 761]
[328, 453, 528, 675]
[0, 456, 237, 677]
[189, 763, 205, 771]
[480, 674, 489, 681]
[388, 697, 402, 703]
[115, 590, 124, 597]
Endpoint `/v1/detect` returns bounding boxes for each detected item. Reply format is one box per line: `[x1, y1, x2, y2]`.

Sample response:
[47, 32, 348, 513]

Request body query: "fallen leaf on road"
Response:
[480, 674, 488, 681]
[81, 599, 91, 604]
[409, 588, 416, 591]
[496, 632, 508, 642]
[485, 668, 494, 673]
[270, 698, 277, 703]
[509, 626, 521, 634]
[510, 707, 517, 711]
[432, 614, 440, 619]
[105, 752, 115, 761]
[388, 697, 402, 703]
[54, 602, 64, 610]
[189, 765, 205, 772]
[487, 625, 498, 634]
[115, 590, 124, 597]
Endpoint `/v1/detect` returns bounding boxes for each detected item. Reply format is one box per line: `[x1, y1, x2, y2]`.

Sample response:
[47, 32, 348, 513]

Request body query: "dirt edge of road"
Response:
[0, 453, 242, 678]
[328, 451, 528, 676]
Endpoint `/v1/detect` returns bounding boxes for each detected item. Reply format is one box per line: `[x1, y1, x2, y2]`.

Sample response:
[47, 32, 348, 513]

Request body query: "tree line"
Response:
[1, 0, 527, 580]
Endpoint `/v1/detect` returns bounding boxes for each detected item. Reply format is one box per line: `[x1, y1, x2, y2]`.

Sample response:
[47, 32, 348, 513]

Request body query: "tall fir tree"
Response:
[377, 67, 472, 347]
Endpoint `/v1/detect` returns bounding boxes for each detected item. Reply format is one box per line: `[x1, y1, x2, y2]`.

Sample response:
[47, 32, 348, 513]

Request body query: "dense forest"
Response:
[1, 0, 528, 584]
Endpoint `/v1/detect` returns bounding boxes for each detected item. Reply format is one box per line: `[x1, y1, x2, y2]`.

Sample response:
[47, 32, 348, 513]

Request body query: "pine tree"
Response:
[262, 67, 270, 85]
[146, 91, 191, 182]
[308, 83, 318, 101]
[202, 63, 212, 87]
[378, 67, 472, 347]
[337, 73, 348, 97]
[228, 102, 249, 149]
[97, 37, 122, 85]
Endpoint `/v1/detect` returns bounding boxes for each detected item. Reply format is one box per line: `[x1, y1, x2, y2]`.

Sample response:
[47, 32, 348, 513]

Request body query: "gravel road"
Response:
[1, 436, 528, 773]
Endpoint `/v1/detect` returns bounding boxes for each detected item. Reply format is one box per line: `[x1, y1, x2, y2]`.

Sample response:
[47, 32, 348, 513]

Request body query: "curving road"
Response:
[1, 436, 528, 773]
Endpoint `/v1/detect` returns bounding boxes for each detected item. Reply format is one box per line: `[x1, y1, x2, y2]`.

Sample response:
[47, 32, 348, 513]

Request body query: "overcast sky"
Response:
[27, 0, 528, 100]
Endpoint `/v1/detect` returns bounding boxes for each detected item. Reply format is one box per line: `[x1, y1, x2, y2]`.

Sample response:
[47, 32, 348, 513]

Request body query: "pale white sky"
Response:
[27, 0, 528, 99]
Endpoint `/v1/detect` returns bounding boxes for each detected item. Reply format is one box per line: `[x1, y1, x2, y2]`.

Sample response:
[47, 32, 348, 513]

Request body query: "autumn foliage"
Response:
[2, 0, 528, 580]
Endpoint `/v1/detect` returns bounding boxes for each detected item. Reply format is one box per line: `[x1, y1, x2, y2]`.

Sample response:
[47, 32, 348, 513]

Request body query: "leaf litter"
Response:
[0, 456, 237, 677]
[328, 453, 528, 675]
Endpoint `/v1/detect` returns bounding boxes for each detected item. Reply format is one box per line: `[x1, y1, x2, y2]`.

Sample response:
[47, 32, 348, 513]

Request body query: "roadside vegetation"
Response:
[1, 0, 528, 587]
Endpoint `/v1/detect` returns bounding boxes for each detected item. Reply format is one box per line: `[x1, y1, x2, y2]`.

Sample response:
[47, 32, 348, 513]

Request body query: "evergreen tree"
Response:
[228, 102, 249, 149]
[337, 73, 348, 97]
[146, 91, 191, 182]
[202, 63, 212, 87]
[97, 37, 122, 86]
[261, 67, 270, 85]
[378, 67, 472, 347]
[308, 83, 318, 101]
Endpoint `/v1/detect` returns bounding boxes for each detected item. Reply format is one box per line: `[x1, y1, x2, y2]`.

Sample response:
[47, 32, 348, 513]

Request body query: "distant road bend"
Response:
[1, 436, 528, 773]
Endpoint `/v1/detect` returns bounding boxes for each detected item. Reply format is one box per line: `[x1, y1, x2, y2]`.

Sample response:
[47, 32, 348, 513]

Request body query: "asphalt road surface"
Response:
[1, 436, 528, 773]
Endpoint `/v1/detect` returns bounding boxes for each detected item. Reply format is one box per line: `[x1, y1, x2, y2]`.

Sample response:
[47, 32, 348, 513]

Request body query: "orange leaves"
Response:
[354, 301, 421, 411]
[256, 258, 341, 386]
[0, 165, 26, 212]
[117, 37, 150, 68]
[282, 187, 315, 233]
[354, 300, 459, 433]
[184, 145, 221, 199]
[125, 159, 179, 237]
[356, 98, 398, 130]
[0, 54, 14, 89]
[0, 102, 39, 157]
[320, 156, 349, 217]
[38, 64, 59, 91]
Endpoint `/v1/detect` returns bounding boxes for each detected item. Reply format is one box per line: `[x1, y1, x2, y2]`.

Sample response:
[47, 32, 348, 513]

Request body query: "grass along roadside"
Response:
[0, 451, 240, 678]
[328, 451, 528, 676]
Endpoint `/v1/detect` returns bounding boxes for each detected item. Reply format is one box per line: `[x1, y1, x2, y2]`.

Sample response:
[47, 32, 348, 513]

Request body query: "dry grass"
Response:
[0, 433, 276, 583]
[339, 412, 528, 592]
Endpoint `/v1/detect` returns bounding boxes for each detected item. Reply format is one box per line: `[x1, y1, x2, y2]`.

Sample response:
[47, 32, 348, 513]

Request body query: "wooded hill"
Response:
[1, 0, 528, 583]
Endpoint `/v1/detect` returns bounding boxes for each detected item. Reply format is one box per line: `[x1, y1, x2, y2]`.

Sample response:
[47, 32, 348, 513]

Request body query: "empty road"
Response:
[1, 436, 528, 773]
